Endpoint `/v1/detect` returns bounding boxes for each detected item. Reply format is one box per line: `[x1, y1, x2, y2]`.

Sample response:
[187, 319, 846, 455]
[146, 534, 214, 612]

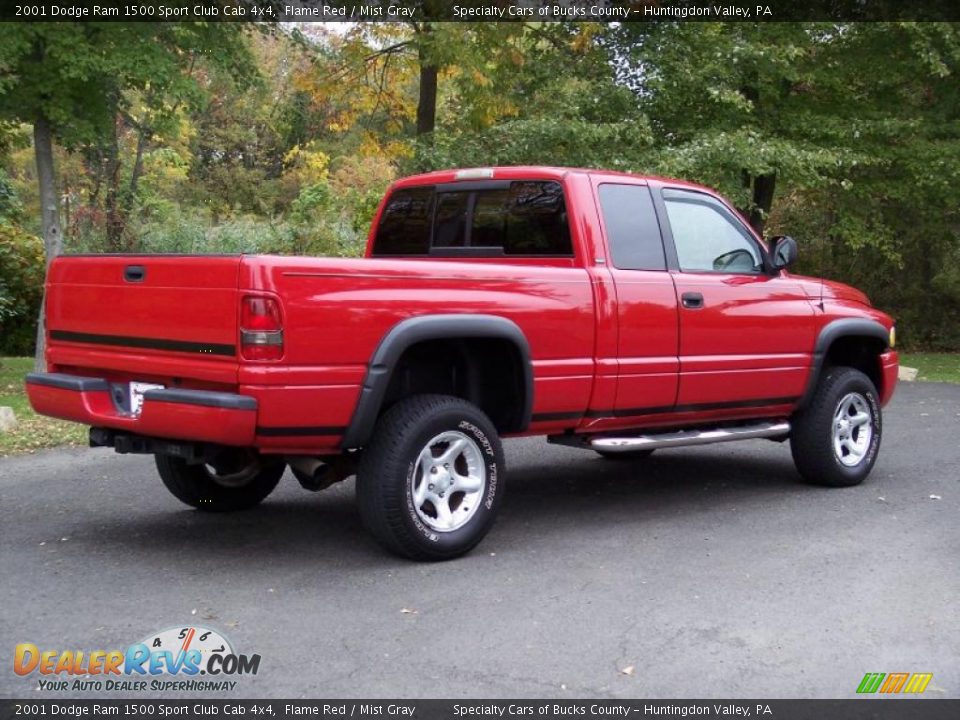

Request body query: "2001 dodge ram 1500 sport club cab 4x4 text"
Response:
[26, 166, 898, 559]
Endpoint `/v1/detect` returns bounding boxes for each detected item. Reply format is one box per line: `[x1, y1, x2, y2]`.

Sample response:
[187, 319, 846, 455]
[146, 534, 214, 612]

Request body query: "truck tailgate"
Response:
[44, 255, 242, 386]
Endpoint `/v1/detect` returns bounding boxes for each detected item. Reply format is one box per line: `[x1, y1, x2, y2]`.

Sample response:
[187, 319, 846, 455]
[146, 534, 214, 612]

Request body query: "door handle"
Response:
[124, 265, 145, 283]
[681, 292, 704, 309]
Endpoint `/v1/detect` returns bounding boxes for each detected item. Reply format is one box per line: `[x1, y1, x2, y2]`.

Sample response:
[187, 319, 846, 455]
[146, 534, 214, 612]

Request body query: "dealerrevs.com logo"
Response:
[14, 625, 261, 693]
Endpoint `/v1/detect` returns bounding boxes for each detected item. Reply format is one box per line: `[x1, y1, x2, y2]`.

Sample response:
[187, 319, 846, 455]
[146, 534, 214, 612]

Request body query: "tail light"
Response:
[240, 296, 283, 361]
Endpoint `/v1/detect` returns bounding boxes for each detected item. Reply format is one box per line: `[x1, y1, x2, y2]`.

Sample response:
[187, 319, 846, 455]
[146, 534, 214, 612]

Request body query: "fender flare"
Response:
[797, 318, 890, 411]
[341, 314, 534, 449]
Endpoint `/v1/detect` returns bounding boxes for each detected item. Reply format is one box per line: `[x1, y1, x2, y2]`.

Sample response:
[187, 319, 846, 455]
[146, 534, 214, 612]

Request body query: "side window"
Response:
[372, 187, 434, 255]
[598, 184, 666, 271]
[664, 190, 763, 274]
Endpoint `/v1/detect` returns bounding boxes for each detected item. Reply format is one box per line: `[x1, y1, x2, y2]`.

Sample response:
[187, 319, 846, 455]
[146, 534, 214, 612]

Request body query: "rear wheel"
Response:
[790, 366, 881, 487]
[356, 394, 505, 560]
[155, 451, 285, 512]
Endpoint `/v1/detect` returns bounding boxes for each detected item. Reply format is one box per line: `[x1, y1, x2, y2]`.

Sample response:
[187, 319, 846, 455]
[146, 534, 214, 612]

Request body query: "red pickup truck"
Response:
[26, 166, 898, 559]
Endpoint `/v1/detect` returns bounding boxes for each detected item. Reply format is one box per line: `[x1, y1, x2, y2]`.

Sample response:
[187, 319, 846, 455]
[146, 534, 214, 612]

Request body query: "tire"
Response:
[356, 394, 505, 561]
[595, 449, 655, 461]
[155, 453, 285, 512]
[790, 366, 882, 487]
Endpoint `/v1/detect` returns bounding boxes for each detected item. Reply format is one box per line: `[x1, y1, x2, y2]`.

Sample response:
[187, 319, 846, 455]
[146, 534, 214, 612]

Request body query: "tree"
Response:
[0, 22, 255, 367]
[607, 22, 960, 347]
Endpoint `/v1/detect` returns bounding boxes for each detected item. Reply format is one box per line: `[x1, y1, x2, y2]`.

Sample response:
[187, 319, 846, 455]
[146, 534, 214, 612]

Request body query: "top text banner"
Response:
[5, 0, 960, 22]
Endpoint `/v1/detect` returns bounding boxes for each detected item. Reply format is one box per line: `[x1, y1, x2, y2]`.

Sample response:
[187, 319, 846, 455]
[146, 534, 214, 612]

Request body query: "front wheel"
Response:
[790, 367, 882, 487]
[356, 394, 505, 560]
[155, 451, 285, 512]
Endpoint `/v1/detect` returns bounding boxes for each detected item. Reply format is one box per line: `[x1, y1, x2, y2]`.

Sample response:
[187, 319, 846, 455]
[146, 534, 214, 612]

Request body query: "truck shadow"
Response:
[92, 443, 808, 566]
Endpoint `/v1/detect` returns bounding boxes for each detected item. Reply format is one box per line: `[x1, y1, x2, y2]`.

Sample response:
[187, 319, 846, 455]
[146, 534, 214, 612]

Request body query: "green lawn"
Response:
[899, 353, 960, 383]
[0, 357, 86, 456]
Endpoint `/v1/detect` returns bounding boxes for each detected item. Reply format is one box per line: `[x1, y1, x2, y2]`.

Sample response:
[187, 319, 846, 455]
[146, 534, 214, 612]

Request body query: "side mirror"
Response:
[769, 235, 798, 270]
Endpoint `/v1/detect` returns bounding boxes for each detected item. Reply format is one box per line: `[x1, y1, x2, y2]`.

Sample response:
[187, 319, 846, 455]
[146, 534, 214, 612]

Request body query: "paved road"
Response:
[1, 383, 957, 699]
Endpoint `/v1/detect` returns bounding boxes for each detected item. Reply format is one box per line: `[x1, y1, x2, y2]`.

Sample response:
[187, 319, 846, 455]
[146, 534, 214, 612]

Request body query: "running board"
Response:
[589, 421, 791, 453]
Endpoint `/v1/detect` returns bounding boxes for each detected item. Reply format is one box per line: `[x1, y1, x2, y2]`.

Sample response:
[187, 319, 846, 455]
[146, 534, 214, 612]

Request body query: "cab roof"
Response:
[391, 166, 716, 194]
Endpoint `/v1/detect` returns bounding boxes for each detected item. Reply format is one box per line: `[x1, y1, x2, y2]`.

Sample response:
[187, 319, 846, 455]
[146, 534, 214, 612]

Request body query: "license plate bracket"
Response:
[129, 382, 164, 415]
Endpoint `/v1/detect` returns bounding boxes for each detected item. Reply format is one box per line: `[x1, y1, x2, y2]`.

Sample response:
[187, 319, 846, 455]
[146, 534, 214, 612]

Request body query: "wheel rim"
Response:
[411, 431, 486, 533]
[832, 392, 873, 467]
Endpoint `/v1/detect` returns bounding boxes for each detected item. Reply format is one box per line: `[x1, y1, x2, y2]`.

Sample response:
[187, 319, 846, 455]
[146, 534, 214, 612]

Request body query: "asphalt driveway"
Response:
[1, 382, 957, 699]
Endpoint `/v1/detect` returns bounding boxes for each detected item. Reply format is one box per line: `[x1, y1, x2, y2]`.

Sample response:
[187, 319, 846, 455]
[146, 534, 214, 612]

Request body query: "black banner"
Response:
[1, 700, 960, 720]
[3, 0, 960, 23]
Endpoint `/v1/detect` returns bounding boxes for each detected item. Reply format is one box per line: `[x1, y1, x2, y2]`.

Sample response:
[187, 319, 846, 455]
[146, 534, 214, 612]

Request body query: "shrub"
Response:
[0, 223, 44, 355]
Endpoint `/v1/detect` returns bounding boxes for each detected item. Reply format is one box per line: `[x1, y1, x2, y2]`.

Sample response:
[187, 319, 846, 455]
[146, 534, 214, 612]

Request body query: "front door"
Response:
[659, 186, 817, 409]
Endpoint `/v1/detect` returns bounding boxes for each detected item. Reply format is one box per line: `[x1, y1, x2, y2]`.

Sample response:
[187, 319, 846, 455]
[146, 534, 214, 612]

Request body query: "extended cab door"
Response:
[592, 180, 680, 420]
[657, 185, 817, 409]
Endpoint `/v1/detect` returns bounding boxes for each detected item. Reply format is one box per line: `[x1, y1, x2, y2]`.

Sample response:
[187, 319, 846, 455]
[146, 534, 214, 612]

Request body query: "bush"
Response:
[0, 223, 44, 355]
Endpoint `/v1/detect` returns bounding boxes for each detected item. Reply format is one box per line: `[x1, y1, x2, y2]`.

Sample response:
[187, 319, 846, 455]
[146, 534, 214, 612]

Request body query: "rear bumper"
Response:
[25, 373, 257, 446]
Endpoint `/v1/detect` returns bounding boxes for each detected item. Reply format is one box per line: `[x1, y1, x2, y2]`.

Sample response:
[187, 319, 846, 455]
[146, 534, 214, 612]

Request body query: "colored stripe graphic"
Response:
[857, 673, 885, 693]
[903, 673, 933, 694]
[879, 673, 910, 693]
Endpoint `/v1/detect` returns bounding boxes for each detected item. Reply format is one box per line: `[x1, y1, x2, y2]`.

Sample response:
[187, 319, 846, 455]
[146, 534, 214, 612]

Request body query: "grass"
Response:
[0, 357, 86, 456]
[0, 351, 958, 456]
[899, 352, 960, 383]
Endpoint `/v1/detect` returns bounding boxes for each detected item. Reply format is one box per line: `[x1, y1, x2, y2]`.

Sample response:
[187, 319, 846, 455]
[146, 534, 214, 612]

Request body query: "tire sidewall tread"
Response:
[356, 394, 505, 560]
[791, 366, 882, 487]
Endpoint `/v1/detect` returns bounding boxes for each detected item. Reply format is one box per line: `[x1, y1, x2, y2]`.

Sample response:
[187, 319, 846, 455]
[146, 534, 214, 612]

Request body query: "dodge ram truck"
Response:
[26, 166, 899, 560]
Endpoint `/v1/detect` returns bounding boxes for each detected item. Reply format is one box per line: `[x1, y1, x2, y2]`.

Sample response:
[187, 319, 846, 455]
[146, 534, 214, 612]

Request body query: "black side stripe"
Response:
[531, 411, 584, 422]
[51, 330, 235, 357]
[535, 396, 799, 423]
[256, 425, 346, 437]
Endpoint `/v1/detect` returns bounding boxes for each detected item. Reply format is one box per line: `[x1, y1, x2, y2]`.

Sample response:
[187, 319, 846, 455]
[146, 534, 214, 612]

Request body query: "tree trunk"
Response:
[416, 22, 438, 138]
[121, 119, 149, 252]
[104, 108, 124, 251]
[32, 114, 63, 372]
[748, 173, 776, 236]
[417, 62, 438, 137]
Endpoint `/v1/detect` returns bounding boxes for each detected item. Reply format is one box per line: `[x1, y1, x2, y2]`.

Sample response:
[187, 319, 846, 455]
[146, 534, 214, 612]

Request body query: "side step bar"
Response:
[589, 421, 790, 454]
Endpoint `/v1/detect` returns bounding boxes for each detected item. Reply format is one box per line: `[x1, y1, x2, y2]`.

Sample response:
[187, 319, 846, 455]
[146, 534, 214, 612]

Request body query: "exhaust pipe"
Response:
[590, 421, 790, 454]
[286, 455, 355, 492]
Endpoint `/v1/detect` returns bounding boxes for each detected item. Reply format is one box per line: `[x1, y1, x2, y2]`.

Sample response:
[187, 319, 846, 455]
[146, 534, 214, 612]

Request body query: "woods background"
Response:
[1, 21, 958, 357]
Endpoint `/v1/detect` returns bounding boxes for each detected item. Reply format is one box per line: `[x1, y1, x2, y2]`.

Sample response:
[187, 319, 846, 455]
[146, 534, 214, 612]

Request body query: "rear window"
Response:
[372, 181, 572, 257]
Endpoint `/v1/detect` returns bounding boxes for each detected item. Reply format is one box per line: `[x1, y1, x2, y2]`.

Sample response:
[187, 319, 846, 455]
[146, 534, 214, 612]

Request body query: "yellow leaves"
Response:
[571, 25, 601, 53]
[472, 69, 492, 88]
[357, 134, 413, 162]
[282, 142, 330, 186]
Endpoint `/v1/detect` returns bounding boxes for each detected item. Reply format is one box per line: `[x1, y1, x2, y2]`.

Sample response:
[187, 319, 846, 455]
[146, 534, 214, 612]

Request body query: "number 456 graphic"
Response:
[857, 672, 933, 694]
